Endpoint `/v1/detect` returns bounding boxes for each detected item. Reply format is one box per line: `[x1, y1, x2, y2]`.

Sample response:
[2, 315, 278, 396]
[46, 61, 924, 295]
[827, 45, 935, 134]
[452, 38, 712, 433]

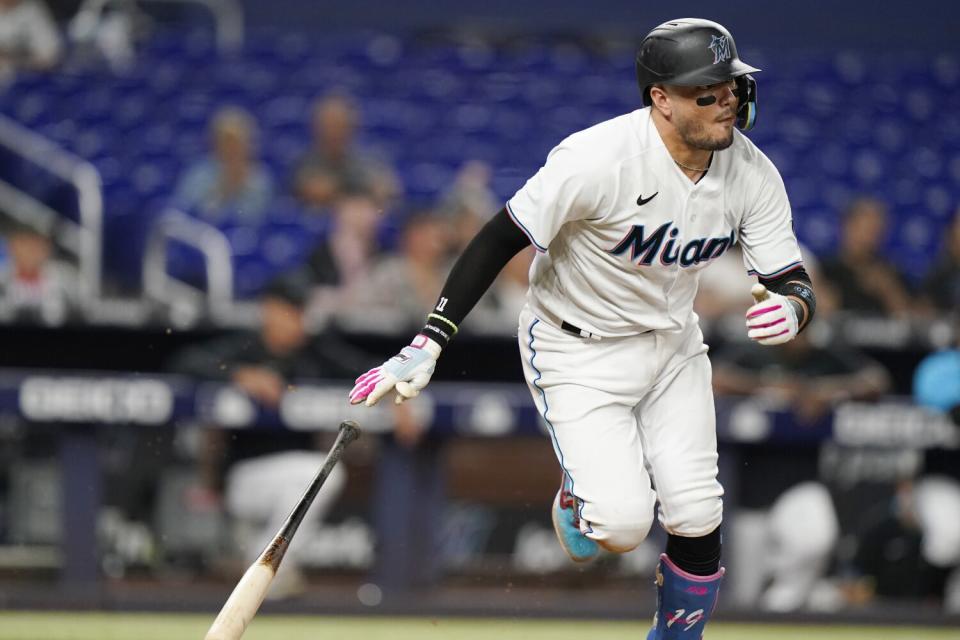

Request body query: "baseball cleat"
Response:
[551, 478, 599, 563]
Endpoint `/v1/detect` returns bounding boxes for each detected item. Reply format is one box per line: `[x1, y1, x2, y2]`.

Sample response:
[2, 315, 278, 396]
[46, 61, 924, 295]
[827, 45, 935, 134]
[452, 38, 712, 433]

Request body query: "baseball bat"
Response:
[204, 420, 362, 640]
[751, 283, 770, 304]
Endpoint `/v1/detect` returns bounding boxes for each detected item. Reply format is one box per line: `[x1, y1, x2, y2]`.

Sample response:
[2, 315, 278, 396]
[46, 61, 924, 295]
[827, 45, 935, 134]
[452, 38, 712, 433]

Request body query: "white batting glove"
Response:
[745, 284, 799, 346]
[349, 334, 442, 406]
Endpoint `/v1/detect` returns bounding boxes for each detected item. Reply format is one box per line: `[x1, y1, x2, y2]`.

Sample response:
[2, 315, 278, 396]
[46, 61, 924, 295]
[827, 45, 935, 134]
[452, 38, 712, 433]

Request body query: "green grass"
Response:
[0, 613, 955, 640]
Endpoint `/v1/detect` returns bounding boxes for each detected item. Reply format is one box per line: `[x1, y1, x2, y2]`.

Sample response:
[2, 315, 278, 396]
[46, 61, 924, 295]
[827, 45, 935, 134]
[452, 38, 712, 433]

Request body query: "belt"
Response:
[559, 320, 602, 341]
[533, 305, 603, 341]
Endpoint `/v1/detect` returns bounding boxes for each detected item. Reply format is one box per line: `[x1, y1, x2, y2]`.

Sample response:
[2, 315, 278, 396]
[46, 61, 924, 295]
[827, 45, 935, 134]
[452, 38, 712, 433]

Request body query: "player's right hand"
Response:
[745, 285, 799, 346]
[349, 334, 442, 406]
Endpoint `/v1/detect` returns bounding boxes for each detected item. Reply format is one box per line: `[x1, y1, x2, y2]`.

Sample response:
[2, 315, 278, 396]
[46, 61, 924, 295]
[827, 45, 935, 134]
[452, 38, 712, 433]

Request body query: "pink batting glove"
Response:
[745, 284, 799, 346]
[348, 334, 442, 406]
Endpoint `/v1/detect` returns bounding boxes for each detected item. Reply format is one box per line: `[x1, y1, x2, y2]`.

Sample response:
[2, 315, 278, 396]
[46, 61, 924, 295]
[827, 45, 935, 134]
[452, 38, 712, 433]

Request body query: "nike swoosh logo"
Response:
[637, 192, 658, 206]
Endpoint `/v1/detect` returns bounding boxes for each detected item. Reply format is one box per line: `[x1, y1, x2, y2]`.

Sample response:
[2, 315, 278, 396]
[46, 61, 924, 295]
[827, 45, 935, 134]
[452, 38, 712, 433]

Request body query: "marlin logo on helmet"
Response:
[708, 35, 731, 65]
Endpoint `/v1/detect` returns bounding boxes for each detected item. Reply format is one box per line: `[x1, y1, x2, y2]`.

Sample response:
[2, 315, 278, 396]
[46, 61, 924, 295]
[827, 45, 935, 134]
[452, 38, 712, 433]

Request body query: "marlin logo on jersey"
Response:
[608, 221, 735, 268]
[709, 35, 731, 64]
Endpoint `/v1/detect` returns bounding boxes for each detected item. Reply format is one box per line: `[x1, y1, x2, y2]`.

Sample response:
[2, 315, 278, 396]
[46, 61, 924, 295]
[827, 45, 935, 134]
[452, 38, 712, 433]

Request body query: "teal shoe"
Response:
[551, 479, 599, 563]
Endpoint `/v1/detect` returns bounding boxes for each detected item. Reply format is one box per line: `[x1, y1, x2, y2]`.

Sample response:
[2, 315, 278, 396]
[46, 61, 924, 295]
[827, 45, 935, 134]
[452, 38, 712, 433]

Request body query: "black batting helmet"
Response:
[636, 18, 760, 130]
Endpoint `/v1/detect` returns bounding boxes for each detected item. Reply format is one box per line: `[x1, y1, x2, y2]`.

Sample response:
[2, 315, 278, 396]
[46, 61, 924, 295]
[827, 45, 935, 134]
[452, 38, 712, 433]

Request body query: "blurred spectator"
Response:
[914, 322, 960, 426]
[437, 161, 532, 334]
[173, 106, 275, 223]
[820, 197, 913, 317]
[911, 321, 960, 612]
[459, 246, 534, 335]
[293, 93, 400, 209]
[713, 319, 890, 426]
[0, 216, 79, 325]
[304, 193, 384, 321]
[343, 210, 451, 329]
[848, 477, 960, 605]
[0, 0, 62, 85]
[691, 245, 755, 322]
[714, 307, 891, 612]
[439, 160, 499, 250]
[68, 0, 147, 72]
[918, 206, 960, 315]
[166, 274, 372, 595]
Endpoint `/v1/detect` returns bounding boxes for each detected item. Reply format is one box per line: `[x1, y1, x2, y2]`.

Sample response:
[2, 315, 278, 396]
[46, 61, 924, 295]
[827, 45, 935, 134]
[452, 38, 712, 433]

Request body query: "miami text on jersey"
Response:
[608, 222, 735, 268]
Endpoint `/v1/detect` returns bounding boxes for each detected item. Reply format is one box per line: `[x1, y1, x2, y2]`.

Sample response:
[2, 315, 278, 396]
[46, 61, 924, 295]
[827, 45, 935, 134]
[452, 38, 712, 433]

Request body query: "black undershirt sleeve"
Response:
[758, 266, 817, 331]
[420, 207, 532, 348]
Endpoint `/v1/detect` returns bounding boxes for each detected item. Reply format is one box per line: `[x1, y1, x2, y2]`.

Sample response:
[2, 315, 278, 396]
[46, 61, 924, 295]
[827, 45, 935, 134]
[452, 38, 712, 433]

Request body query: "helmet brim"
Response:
[662, 59, 761, 87]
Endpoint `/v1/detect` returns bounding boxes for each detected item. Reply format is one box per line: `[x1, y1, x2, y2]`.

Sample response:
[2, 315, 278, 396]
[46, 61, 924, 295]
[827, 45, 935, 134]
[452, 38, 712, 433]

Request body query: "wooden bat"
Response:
[751, 283, 770, 304]
[204, 420, 362, 640]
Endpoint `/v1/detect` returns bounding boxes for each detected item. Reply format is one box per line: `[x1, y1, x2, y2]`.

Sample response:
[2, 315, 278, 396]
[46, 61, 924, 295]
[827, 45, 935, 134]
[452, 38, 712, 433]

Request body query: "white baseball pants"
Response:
[518, 304, 723, 552]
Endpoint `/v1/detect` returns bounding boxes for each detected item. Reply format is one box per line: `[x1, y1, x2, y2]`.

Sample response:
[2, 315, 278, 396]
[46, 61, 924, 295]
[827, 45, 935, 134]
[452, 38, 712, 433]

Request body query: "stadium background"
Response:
[0, 1, 958, 638]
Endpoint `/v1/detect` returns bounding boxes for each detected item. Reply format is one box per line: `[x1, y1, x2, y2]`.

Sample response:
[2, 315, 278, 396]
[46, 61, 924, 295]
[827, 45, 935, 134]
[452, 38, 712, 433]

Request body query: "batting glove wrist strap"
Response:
[421, 313, 458, 349]
[780, 280, 816, 331]
[745, 289, 799, 346]
[349, 334, 441, 406]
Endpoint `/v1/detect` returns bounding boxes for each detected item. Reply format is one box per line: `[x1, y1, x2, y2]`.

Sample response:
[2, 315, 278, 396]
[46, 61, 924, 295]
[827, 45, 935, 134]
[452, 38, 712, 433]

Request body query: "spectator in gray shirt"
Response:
[173, 106, 275, 223]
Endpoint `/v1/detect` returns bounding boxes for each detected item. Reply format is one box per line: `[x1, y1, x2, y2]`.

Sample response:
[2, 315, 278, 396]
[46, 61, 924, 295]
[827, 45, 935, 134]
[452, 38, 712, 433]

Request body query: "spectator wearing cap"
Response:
[173, 106, 275, 223]
[166, 274, 375, 596]
[169, 274, 367, 409]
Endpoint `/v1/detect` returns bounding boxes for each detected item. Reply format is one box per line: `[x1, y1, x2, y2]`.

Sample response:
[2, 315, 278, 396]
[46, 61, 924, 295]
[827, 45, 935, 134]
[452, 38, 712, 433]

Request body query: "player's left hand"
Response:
[745, 286, 798, 346]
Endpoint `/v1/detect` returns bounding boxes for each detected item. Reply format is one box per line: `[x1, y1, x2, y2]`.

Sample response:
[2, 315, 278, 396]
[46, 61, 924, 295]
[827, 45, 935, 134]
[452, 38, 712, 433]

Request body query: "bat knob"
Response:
[339, 420, 362, 444]
[751, 283, 770, 303]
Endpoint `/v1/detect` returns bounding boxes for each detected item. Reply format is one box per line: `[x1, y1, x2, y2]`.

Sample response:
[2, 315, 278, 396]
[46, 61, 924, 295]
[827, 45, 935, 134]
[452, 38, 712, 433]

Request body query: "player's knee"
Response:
[661, 496, 723, 538]
[588, 499, 656, 553]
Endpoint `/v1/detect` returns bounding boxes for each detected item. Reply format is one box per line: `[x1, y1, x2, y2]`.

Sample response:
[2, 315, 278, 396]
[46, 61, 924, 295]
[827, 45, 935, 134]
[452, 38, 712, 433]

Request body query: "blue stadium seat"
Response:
[1, 29, 956, 297]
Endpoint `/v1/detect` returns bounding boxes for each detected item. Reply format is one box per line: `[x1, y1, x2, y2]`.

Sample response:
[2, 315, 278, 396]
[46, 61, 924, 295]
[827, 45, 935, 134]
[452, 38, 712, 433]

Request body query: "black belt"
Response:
[560, 320, 602, 341]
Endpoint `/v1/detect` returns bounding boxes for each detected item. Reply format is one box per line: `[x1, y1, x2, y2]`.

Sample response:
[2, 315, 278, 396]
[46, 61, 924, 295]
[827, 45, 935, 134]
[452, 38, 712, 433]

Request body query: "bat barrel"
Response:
[203, 420, 362, 639]
[203, 562, 276, 640]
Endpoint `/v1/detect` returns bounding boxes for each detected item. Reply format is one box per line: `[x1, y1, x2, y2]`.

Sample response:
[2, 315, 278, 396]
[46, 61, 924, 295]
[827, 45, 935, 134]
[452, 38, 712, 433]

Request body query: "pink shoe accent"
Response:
[746, 304, 781, 319]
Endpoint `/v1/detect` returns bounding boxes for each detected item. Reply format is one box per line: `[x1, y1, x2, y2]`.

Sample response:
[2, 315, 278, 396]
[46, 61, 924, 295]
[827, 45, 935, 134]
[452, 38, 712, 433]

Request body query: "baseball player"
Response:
[350, 18, 816, 639]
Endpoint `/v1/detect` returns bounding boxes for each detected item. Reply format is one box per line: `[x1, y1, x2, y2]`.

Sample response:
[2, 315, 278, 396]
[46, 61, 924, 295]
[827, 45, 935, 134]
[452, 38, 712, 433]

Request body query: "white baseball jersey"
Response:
[507, 106, 803, 337]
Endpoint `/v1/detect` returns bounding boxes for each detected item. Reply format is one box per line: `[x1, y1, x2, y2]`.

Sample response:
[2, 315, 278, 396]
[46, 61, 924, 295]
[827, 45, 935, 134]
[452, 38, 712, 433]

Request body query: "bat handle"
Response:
[751, 283, 770, 304]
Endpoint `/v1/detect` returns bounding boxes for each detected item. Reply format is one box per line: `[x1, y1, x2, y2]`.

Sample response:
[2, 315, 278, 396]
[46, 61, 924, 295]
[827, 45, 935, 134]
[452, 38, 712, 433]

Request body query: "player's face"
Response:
[669, 81, 738, 151]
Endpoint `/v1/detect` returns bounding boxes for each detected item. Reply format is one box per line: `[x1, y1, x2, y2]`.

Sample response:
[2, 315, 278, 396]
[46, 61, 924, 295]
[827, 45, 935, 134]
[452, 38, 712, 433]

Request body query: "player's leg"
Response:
[637, 331, 724, 639]
[763, 481, 839, 611]
[226, 451, 346, 574]
[518, 306, 658, 559]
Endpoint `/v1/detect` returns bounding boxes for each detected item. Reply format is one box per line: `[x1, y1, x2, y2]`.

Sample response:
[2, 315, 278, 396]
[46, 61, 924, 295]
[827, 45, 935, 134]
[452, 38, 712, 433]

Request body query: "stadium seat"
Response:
[1, 30, 954, 297]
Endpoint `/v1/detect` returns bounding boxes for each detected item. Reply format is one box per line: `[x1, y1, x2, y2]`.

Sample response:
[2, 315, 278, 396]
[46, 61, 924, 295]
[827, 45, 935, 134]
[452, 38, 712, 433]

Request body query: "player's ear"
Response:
[649, 84, 672, 117]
